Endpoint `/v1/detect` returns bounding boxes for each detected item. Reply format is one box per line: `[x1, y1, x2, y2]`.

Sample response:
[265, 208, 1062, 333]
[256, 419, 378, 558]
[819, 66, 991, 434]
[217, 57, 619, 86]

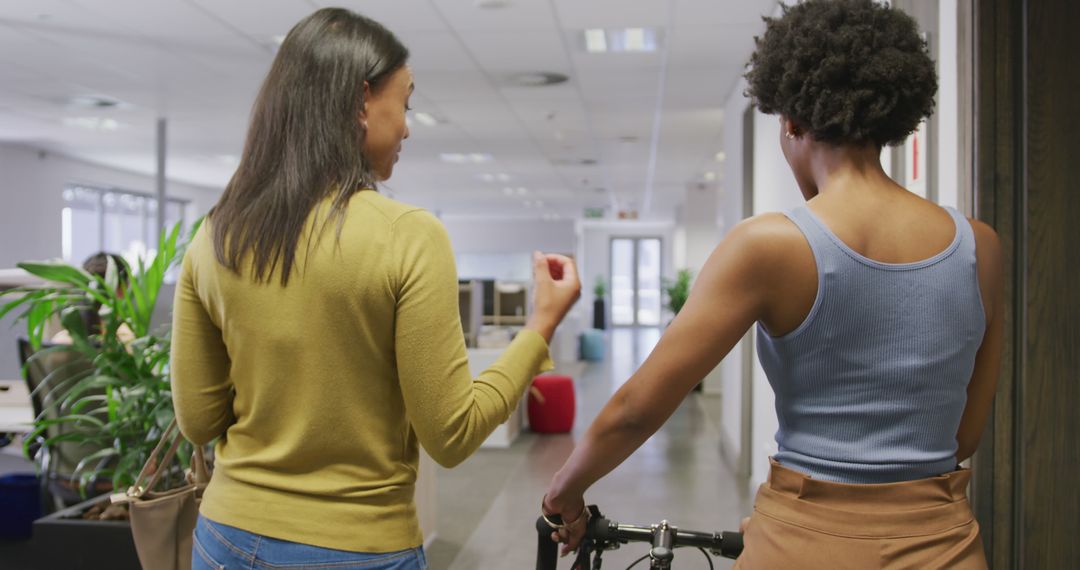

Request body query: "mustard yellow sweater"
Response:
[171, 191, 551, 552]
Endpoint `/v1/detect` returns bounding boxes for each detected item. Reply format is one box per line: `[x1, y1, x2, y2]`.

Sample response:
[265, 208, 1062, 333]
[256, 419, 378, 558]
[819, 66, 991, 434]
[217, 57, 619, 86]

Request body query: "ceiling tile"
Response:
[429, 0, 558, 32]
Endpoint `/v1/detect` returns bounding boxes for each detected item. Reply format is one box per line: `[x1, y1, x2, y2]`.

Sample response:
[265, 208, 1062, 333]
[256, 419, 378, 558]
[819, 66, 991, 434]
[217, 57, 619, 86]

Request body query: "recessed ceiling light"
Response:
[582, 28, 660, 54]
[496, 173, 511, 182]
[413, 112, 440, 127]
[63, 117, 121, 131]
[216, 154, 239, 164]
[479, 173, 495, 182]
[624, 28, 647, 51]
[585, 28, 608, 53]
[503, 187, 515, 196]
[714, 151, 726, 162]
[704, 171, 717, 182]
[440, 153, 466, 164]
[440, 153, 493, 164]
[516, 187, 529, 196]
[272, 35, 287, 45]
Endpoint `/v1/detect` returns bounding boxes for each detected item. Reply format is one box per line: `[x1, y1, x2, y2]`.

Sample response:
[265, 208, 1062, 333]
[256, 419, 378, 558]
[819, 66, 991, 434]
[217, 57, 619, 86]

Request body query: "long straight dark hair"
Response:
[210, 8, 409, 285]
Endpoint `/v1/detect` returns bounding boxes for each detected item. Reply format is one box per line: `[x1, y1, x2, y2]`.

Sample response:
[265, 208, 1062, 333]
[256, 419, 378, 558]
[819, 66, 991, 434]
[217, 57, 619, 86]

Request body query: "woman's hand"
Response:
[526, 252, 581, 343]
[542, 486, 588, 557]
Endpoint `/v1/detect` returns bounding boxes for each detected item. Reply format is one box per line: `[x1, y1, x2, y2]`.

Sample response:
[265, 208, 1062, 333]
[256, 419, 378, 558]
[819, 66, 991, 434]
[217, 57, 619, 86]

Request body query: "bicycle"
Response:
[536, 505, 744, 570]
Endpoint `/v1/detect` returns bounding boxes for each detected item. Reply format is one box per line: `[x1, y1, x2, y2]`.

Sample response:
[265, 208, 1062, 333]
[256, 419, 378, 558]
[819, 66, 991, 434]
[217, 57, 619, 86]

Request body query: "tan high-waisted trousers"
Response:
[734, 460, 987, 569]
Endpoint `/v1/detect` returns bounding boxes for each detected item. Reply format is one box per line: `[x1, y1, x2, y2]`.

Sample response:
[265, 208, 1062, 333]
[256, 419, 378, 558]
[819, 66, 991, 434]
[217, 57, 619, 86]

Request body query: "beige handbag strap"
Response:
[129, 418, 211, 498]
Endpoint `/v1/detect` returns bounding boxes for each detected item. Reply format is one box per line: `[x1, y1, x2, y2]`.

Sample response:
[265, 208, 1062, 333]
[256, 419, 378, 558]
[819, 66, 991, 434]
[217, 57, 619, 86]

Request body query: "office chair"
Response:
[18, 338, 112, 512]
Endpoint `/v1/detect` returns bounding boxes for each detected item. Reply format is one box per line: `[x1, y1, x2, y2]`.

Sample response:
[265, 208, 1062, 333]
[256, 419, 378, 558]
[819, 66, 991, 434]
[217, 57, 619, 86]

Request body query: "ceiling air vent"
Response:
[506, 72, 569, 87]
[551, 157, 599, 167]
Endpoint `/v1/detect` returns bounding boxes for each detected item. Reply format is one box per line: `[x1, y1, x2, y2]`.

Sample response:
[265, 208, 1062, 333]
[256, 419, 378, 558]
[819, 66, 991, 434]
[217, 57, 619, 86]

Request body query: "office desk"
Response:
[0, 379, 33, 433]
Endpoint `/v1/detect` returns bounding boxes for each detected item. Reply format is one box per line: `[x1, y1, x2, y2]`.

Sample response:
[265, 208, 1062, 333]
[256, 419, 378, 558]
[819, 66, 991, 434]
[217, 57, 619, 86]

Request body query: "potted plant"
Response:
[0, 221, 196, 570]
[663, 269, 693, 321]
[592, 275, 607, 330]
[663, 269, 700, 390]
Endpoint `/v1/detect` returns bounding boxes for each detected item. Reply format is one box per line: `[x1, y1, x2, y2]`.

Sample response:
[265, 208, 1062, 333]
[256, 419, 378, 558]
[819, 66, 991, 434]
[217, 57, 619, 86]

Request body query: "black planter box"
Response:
[593, 298, 607, 330]
[31, 497, 140, 570]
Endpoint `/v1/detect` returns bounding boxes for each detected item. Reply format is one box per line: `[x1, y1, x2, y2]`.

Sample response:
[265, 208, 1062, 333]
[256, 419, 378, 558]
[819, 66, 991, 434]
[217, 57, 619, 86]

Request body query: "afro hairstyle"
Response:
[745, 0, 938, 147]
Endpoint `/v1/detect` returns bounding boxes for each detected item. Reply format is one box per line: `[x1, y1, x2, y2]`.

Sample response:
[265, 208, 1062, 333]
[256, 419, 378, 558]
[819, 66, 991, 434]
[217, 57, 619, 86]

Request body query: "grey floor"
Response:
[427, 327, 753, 569]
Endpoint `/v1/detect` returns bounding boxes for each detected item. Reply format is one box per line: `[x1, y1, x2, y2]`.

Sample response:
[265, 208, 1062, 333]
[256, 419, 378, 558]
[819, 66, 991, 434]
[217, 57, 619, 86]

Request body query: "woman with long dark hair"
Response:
[541, 1, 1000, 567]
[171, 8, 579, 569]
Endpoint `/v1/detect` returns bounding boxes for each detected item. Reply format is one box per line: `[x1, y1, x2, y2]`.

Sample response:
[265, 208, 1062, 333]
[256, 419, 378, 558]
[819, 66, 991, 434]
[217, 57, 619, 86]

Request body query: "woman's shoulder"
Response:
[352, 192, 441, 231]
[343, 191, 448, 249]
[351, 190, 426, 223]
[729, 212, 808, 254]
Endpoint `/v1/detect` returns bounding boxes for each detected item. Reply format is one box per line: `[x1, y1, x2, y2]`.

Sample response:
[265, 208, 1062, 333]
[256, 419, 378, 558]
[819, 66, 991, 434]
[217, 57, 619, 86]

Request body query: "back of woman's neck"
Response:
[809, 145, 902, 200]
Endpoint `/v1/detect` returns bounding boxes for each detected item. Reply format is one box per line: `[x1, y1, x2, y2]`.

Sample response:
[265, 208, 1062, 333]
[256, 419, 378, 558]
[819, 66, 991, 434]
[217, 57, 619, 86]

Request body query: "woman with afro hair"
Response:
[541, 1, 1000, 567]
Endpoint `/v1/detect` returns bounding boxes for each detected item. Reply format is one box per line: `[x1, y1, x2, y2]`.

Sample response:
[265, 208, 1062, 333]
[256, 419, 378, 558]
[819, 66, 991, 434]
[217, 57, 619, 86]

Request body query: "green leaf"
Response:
[107, 385, 118, 423]
[48, 373, 123, 414]
[16, 262, 91, 287]
[68, 394, 109, 415]
[0, 289, 48, 321]
[58, 305, 91, 343]
[72, 448, 119, 477]
[33, 414, 106, 429]
[30, 361, 92, 408]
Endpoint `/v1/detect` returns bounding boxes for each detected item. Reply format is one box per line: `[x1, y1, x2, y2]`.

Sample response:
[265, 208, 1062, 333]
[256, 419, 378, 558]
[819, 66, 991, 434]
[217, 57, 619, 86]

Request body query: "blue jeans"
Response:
[193, 515, 428, 570]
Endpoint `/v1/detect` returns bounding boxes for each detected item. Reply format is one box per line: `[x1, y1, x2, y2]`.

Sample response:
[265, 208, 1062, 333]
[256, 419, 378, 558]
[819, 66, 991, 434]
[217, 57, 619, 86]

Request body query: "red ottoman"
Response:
[528, 375, 575, 434]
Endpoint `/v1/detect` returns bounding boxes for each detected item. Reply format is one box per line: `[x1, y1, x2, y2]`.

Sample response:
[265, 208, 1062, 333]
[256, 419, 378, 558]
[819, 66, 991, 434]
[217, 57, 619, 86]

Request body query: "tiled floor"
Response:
[428, 327, 753, 569]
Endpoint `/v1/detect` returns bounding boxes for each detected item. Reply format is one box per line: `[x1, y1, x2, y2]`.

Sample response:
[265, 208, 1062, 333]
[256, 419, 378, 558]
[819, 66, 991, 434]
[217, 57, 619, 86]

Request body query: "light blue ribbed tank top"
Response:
[756, 205, 986, 483]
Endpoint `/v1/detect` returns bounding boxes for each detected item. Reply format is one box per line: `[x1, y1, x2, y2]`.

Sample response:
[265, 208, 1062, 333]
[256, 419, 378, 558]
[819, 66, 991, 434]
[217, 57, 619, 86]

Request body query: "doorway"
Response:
[609, 237, 663, 327]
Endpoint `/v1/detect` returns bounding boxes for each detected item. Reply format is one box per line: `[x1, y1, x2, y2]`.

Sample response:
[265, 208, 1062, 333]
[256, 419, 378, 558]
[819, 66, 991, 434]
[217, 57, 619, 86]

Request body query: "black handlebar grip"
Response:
[719, 531, 744, 559]
[587, 516, 613, 541]
[536, 516, 560, 570]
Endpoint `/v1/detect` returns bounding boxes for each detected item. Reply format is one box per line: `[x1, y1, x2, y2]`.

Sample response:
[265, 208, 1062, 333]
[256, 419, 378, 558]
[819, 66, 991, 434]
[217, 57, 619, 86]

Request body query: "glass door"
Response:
[610, 237, 663, 327]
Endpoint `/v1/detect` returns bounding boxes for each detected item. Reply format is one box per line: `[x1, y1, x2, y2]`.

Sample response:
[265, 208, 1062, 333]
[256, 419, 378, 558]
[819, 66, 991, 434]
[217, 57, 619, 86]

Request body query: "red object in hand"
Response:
[528, 375, 575, 434]
[547, 257, 564, 281]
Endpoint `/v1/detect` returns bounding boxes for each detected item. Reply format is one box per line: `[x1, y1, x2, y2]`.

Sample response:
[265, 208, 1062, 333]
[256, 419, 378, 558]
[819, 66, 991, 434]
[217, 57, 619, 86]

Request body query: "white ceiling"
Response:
[0, 0, 776, 220]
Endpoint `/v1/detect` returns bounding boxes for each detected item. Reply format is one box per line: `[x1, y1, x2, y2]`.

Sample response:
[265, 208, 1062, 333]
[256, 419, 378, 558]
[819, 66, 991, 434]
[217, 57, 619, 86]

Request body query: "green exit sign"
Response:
[583, 207, 605, 219]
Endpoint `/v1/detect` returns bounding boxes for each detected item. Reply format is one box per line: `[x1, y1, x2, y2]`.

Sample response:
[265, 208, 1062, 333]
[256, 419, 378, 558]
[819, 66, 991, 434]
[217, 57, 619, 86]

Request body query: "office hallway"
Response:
[427, 328, 752, 569]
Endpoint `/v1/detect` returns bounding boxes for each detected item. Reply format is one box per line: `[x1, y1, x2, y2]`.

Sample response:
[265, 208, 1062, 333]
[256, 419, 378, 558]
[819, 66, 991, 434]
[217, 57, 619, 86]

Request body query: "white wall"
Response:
[681, 182, 722, 275]
[937, 0, 961, 211]
[717, 81, 751, 471]
[0, 143, 221, 377]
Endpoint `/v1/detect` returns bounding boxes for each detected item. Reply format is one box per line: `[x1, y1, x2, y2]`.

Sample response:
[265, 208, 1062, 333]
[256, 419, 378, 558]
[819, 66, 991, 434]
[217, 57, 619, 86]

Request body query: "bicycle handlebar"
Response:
[536, 506, 743, 570]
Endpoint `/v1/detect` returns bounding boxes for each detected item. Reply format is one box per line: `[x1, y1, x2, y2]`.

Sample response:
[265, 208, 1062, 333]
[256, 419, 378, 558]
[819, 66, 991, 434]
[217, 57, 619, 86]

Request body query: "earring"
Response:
[785, 131, 796, 140]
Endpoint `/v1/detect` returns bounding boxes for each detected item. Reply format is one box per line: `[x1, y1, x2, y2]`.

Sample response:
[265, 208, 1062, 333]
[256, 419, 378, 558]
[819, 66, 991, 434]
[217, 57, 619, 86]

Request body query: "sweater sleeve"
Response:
[392, 210, 552, 467]
[171, 246, 234, 445]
